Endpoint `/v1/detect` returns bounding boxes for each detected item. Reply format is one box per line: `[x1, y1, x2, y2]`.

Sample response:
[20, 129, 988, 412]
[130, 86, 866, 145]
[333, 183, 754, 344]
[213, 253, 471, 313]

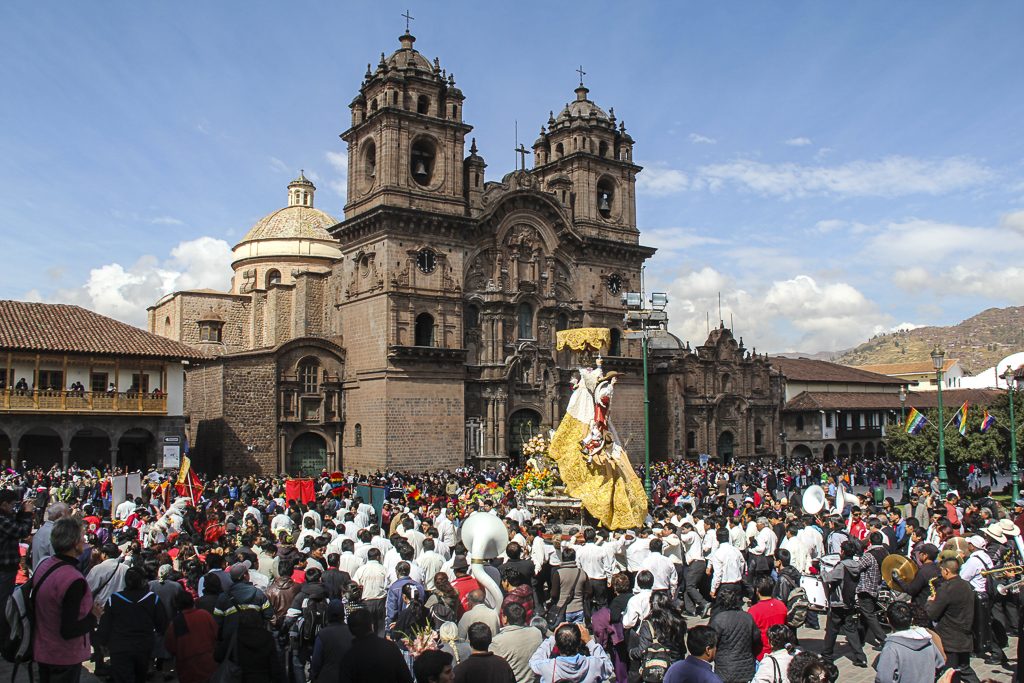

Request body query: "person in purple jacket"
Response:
[664, 626, 724, 683]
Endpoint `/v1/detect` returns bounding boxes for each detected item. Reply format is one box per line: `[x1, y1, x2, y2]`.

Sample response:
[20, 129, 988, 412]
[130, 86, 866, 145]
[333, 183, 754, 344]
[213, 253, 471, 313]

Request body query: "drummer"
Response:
[891, 543, 941, 608]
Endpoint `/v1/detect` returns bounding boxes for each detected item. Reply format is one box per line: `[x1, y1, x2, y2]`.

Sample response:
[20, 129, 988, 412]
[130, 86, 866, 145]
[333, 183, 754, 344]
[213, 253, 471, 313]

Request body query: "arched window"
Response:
[299, 361, 319, 393]
[597, 177, 615, 219]
[687, 431, 696, 449]
[410, 139, 435, 186]
[755, 429, 763, 447]
[371, 99, 378, 112]
[609, 328, 621, 356]
[721, 373, 730, 392]
[164, 316, 171, 333]
[556, 313, 569, 332]
[555, 143, 564, 158]
[465, 305, 479, 328]
[599, 140, 608, 157]
[267, 270, 281, 287]
[517, 302, 533, 340]
[415, 313, 434, 347]
[364, 140, 376, 180]
[417, 95, 430, 115]
[354, 424, 362, 447]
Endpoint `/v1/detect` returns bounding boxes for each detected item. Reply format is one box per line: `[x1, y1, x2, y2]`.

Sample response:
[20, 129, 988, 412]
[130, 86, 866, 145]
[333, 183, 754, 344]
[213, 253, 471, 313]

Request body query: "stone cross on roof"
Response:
[402, 9, 414, 32]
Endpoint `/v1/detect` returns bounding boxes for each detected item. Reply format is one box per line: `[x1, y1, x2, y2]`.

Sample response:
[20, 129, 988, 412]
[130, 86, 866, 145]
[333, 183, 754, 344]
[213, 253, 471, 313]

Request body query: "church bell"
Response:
[413, 160, 428, 179]
[598, 194, 611, 212]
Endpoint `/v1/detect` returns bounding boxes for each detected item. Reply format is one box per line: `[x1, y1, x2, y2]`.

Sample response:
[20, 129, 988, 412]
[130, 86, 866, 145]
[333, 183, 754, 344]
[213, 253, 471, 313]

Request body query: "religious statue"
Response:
[548, 350, 647, 529]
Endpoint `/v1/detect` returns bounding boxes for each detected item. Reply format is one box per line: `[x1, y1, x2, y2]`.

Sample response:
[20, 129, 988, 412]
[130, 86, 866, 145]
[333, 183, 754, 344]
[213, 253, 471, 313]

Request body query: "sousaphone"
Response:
[833, 485, 848, 515]
[802, 485, 826, 515]
[882, 554, 917, 591]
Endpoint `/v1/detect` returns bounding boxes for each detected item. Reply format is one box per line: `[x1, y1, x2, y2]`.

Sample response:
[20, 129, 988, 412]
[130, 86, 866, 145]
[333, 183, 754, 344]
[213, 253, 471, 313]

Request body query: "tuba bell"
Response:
[834, 484, 848, 515]
[802, 485, 826, 515]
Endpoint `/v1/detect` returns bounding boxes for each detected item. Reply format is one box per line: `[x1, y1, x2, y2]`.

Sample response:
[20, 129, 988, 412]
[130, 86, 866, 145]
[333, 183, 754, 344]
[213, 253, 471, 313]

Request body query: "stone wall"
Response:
[385, 377, 464, 471]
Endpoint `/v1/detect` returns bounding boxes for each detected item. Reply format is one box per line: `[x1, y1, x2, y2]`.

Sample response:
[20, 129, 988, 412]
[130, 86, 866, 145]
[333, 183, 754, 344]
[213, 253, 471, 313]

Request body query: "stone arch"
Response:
[717, 430, 735, 464]
[508, 408, 543, 465]
[851, 442, 863, 457]
[288, 430, 330, 477]
[823, 443, 835, 460]
[864, 442, 876, 458]
[837, 443, 850, 458]
[876, 442, 887, 458]
[415, 312, 435, 347]
[117, 426, 156, 472]
[791, 444, 813, 459]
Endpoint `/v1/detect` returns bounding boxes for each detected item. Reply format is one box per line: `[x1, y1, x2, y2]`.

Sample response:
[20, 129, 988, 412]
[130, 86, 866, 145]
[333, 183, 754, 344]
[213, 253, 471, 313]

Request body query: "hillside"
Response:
[834, 306, 1024, 375]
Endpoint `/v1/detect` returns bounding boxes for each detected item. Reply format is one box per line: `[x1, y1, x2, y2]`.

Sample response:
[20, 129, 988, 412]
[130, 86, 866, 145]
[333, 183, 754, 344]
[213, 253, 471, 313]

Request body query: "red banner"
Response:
[175, 467, 204, 506]
[285, 478, 316, 505]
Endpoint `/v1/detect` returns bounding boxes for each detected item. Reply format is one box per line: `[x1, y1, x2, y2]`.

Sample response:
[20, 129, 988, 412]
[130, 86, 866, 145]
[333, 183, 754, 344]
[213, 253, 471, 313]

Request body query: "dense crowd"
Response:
[0, 456, 1017, 683]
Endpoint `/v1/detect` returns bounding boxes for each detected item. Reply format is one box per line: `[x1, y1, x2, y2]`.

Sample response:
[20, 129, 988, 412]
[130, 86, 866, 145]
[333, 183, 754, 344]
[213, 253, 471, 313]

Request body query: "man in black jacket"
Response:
[891, 543, 941, 608]
[339, 609, 413, 683]
[0, 489, 33, 622]
[927, 557, 979, 683]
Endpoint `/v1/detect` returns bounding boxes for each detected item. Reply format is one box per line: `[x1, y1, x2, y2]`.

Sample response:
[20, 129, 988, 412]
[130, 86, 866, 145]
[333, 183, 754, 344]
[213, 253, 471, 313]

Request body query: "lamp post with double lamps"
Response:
[899, 385, 912, 503]
[931, 346, 948, 495]
[1001, 365, 1019, 502]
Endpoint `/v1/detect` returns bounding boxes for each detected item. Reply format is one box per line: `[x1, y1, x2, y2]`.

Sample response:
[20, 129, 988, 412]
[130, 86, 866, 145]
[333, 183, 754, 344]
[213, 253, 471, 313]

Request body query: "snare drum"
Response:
[800, 574, 828, 612]
[819, 553, 841, 572]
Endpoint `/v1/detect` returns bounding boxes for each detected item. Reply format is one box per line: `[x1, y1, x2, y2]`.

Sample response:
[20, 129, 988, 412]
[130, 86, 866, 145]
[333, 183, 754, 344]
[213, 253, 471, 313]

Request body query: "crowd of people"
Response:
[0, 456, 1017, 683]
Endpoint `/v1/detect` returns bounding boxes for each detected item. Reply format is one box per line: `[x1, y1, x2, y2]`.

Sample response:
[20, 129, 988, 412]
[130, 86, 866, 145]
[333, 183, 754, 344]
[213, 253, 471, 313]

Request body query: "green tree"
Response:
[884, 396, 1015, 465]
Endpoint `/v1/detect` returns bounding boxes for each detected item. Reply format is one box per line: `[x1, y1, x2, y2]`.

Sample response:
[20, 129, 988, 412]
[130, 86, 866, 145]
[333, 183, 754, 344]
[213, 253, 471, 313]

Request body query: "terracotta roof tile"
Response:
[769, 357, 905, 384]
[783, 388, 1002, 412]
[0, 301, 208, 360]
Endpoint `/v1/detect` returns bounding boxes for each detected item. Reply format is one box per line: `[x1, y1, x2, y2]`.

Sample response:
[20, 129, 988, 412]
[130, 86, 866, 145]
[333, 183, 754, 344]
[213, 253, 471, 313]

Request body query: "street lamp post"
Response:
[931, 346, 948, 495]
[1002, 366, 1019, 502]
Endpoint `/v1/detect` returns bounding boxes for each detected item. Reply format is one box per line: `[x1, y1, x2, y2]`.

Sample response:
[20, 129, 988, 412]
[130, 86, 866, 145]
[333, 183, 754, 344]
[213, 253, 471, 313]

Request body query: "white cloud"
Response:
[785, 137, 812, 146]
[636, 165, 689, 195]
[894, 264, 1024, 301]
[699, 155, 996, 199]
[26, 236, 234, 328]
[999, 209, 1024, 233]
[689, 133, 717, 144]
[325, 151, 348, 200]
[268, 157, 288, 173]
[661, 268, 890, 352]
[641, 227, 727, 251]
[812, 219, 847, 233]
[149, 216, 183, 225]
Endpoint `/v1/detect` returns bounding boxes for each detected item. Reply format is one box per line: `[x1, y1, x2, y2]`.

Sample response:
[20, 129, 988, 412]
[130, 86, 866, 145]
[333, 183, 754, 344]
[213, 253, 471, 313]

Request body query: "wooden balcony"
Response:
[0, 390, 167, 414]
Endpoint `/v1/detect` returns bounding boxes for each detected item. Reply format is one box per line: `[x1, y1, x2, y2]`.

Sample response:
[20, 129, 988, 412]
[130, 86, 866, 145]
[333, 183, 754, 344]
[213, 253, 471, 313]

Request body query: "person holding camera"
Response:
[528, 622, 612, 683]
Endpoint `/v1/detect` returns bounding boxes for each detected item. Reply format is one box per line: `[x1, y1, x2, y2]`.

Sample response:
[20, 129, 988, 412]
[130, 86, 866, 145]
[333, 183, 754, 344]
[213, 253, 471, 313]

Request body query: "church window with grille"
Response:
[415, 313, 434, 347]
[755, 429, 763, 447]
[609, 328, 621, 356]
[354, 424, 362, 447]
[687, 431, 696, 449]
[267, 270, 281, 286]
[465, 304, 479, 328]
[299, 362, 319, 393]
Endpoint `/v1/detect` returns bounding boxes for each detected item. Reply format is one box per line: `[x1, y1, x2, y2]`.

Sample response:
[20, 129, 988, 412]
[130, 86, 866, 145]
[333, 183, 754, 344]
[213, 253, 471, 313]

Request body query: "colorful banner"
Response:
[905, 407, 928, 435]
[285, 478, 316, 505]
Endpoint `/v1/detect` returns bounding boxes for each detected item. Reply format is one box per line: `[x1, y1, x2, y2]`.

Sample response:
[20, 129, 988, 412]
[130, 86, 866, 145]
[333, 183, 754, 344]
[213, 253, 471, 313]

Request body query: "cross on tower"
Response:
[402, 10, 414, 32]
[576, 65, 586, 86]
[514, 144, 532, 171]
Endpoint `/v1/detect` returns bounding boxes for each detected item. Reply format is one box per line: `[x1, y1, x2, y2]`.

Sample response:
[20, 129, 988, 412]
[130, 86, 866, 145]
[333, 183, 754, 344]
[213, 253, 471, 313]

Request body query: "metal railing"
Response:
[0, 389, 167, 413]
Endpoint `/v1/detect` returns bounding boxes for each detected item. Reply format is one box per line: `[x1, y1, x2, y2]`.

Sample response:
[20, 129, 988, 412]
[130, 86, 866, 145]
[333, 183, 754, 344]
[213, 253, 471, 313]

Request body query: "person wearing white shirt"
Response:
[750, 518, 778, 557]
[418, 538, 446, 590]
[622, 571, 654, 629]
[780, 527, 811, 573]
[353, 548, 387, 636]
[435, 509, 458, 551]
[640, 538, 678, 597]
[115, 498, 136, 522]
[960, 540, 992, 594]
[624, 531, 651, 582]
[797, 522, 824, 562]
[576, 530, 614, 609]
[709, 528, 745, 618]
[271, 511, 294, 537]
[677, 524, 710, 617]
[337, 540, 365, 576]
[728, 517, 748, 553]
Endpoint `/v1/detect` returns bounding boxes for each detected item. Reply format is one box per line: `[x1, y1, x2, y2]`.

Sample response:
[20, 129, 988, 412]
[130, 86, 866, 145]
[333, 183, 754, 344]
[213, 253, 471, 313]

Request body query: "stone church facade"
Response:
[149, 32, 661, 476]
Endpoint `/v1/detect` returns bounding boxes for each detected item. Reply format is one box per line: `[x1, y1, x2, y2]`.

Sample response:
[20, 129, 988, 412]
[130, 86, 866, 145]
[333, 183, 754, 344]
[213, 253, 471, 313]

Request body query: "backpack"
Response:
[297, 594, 329, 645]
[785, 585, 810, 627]
[639, 622, 672, 683]
[2, 561, 63, 680]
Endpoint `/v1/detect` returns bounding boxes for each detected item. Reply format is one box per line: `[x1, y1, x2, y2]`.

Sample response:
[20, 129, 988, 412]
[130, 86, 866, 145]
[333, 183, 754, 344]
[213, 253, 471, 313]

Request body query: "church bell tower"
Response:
[342, 32, 472, 219]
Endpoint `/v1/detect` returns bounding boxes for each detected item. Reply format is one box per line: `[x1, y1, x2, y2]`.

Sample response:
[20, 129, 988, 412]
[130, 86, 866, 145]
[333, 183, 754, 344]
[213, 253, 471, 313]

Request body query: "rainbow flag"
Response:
[952, 401, 969, 436]
[980, 411, 996, 433]
[906, 407, 928, 435]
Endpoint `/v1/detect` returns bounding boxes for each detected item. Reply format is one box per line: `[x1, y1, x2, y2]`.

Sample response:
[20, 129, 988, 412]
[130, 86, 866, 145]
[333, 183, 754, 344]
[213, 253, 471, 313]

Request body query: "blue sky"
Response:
[3, 2, 1023, 353]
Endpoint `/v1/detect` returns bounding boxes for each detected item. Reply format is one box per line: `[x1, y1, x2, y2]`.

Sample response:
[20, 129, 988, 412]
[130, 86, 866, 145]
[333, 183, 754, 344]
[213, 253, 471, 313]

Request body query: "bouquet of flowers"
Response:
[510, 468, 556, 495]
[399, 624, 438, 656]
[522, 433, 550, 459]
[470, 482, 505, 503]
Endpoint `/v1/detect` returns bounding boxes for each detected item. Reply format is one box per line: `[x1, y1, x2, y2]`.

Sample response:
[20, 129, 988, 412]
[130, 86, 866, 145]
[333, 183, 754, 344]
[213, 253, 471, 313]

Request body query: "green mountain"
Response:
[835, 306, 1024, 375]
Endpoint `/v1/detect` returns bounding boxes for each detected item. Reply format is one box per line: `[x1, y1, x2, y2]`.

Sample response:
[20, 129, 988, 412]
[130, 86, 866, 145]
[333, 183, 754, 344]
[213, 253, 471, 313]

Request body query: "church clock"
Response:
[607, 273, 622, 295]
[417, 248, 437, 274]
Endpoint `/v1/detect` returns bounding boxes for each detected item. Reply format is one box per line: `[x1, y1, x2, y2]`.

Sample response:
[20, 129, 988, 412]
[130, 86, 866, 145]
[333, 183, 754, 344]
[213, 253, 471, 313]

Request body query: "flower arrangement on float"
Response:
[399, 625, 439, 656]
[510, 468, 557, 495]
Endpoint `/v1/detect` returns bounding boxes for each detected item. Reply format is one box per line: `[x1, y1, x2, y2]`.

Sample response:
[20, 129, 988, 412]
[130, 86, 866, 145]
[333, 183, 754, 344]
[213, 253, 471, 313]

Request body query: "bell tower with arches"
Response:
[342, 32, 471, 219]
[531, 80, 640, 244]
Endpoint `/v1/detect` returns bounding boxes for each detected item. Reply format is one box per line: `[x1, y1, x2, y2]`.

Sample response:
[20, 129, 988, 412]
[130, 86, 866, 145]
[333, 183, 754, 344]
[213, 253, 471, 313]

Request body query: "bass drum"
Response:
[819, 553, 841, 573]
[800, 575, 828, 612]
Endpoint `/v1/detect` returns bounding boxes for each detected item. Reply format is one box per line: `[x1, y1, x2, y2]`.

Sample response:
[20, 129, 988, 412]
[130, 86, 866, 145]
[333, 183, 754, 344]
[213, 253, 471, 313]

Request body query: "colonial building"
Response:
[149, 32, 654, 476]
[648, 324, 779, 464]
[855, 359, 966, 391]
[0, 301, 205, 471]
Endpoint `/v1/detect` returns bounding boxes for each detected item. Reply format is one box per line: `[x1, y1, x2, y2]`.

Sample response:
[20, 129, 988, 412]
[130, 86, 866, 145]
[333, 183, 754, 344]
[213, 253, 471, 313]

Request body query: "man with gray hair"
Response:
[32, 516, 105, 683]
[33, 501, 70, 571]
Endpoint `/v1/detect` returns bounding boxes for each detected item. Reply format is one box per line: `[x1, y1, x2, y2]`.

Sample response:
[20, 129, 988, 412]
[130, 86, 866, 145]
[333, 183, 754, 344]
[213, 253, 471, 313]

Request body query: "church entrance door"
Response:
[508, 409, 542, 466]
[717, 431, 734, 465]
[291, 433, 328, 477]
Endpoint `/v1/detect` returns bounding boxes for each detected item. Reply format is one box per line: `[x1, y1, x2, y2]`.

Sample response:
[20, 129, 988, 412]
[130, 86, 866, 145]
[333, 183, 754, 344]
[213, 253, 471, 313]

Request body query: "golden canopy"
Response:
[556, 327, 611, 353]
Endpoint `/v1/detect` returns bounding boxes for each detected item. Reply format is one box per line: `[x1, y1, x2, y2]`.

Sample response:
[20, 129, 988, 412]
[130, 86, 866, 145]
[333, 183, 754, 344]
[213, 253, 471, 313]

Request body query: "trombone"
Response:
[981, 564, 1024, 576]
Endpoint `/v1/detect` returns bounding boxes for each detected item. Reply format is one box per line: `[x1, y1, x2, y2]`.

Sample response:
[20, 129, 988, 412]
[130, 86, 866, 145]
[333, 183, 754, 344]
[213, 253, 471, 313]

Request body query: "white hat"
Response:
[967, 535, 987, 549]
[998, 519, 1021, 537]
[983, 523, 1007, 544]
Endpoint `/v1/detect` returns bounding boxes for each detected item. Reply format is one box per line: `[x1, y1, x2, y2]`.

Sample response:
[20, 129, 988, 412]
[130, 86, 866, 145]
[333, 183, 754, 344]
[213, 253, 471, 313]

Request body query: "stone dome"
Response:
[554, 86, 612, 124]
[649, 331, 687, 351]
[384, 33, 434, 71]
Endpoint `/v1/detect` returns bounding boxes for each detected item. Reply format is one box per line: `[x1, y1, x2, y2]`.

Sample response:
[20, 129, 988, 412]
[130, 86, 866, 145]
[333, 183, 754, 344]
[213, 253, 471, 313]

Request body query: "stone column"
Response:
[485, 397, 495, 456]
[61, 446, 71, 472]
[496, 394, 507, 457]
[110, 446, 119, 470]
